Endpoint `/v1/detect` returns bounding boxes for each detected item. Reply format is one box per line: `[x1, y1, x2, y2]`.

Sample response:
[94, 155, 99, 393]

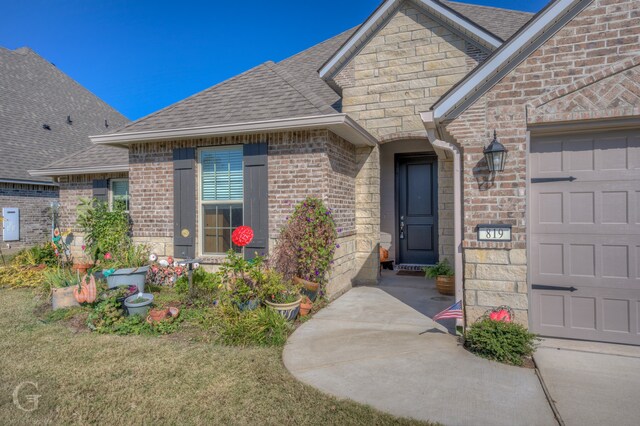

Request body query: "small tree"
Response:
[271, 197, 337, 287]
[76, 198, 131, 262]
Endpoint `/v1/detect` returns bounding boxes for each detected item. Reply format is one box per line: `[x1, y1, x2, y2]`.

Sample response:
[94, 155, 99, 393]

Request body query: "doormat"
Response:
[395, 264, 429, 272]
[396, 270, 424, 277]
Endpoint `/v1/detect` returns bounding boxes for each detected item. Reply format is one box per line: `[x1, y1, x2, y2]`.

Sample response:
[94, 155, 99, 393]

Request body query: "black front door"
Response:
[397, 154, 438, 265]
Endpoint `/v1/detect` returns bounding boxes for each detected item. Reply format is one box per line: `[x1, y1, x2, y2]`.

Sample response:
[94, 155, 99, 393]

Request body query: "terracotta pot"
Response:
[435, 275, 455, 296]
[299, 298, 313, 316]
[149, 308, 170, 322]
[72, 263, 94, 275]
[294, 276, 320, 302]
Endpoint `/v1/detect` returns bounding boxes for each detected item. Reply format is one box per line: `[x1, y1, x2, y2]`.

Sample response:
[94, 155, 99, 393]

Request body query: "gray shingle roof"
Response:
[442, 1, 533, 41]
[31, 144, 128, 176]
[0, 47, 127, 183]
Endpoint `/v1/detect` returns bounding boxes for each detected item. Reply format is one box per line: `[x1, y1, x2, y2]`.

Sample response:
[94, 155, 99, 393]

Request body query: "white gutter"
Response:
[29, 165, 129, 178]
[421, 111, 464, 329]
[90, 114, 378, 147]
[433, 0, 580, 120]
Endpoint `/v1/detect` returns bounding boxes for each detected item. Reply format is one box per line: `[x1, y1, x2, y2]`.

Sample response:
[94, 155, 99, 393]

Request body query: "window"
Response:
[109, 179, 129, 211]
[200, 146, 243, 255]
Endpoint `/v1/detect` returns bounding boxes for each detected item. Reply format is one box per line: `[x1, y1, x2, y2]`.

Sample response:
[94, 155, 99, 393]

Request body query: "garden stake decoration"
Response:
[232, 226, 254, 249]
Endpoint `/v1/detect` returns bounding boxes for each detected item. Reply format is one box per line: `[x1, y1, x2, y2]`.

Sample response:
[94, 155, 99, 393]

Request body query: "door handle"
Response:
[400, 216, 405, 239]
[532, 284, 577, 292]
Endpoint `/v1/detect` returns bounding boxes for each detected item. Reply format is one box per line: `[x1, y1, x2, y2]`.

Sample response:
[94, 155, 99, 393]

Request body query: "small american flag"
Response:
[433, 300, 463, 321]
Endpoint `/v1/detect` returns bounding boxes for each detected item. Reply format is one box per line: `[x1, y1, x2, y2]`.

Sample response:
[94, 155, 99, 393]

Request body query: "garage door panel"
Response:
[531, 130, 640, 345]
[531, 234, 638, 289]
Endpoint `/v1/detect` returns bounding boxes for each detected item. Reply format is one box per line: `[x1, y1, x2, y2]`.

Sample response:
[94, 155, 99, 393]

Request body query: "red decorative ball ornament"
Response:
[232, 226, 254, 247]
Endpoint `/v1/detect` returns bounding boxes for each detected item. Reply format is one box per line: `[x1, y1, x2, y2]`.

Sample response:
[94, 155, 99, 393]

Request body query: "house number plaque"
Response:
[477, 224, 512, 242]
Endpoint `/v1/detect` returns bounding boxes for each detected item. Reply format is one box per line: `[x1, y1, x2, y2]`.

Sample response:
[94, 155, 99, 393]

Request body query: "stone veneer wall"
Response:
[0, 182, 59, 251]
[337, 0, 489, 140]
[332, 0, 490, 271]
[445, 0, 640, 325]
[125, 130, 357, 298]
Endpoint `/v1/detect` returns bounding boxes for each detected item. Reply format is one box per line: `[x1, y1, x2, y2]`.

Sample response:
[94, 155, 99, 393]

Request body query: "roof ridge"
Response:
[111, 62, 270, 134]
[264, 62, 336, 115]
[277, 26, 361, 65]
[442, 1, 533, 16]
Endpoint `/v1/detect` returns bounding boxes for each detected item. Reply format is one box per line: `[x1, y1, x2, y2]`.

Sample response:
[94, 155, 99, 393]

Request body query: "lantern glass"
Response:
[483, 131, 507, 172]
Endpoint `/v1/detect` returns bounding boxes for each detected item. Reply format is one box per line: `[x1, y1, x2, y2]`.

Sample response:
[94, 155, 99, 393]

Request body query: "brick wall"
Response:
[125, 130, 357, 297]
[445, 0, 640, 325]
[0, 183, 58, 250]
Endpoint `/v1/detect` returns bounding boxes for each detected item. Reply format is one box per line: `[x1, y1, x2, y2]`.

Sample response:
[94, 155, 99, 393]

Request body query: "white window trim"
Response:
[108, 178, 129, 212]
[198, 146, 244, 256]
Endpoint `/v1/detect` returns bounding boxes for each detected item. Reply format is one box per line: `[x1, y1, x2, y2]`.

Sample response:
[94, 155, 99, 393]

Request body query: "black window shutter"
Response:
[92, 179, 109, 203]
[243, 143, 268, 260]
[173, 147, 196, 259]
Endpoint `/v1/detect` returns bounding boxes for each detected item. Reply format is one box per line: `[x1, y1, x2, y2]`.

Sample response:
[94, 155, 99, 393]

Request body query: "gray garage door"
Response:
[530, 129, 640, 345]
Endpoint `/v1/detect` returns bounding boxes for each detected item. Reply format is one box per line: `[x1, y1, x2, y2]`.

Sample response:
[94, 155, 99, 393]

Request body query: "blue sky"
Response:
[0, 0, 548, 121]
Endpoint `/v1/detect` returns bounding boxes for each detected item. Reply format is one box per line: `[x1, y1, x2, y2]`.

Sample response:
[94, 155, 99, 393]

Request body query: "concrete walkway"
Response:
[284, 281, 556, 426]
[535, 338, 640, 426]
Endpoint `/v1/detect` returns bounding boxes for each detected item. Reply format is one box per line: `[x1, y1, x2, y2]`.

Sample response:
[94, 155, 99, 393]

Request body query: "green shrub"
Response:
[43, 268, 81, 292]
[271, 197, 337, 287]
[76, 198, 130, 262]
[464, 318, 538, 366]
[12, 242, 59, 267]
[174, 268, 222, 298]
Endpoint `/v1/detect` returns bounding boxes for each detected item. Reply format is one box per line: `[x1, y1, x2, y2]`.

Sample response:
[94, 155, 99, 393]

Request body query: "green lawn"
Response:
[0, 289, 427, 425]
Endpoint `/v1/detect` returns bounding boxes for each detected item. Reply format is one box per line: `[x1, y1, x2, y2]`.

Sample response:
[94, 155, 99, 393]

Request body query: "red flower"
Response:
[104, 252, 112, 260]
[232, 226, 254, 247]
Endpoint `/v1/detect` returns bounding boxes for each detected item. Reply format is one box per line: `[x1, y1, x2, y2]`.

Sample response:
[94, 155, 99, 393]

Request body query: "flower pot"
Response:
[72, 262, 94, 275]
[51, 286, 80, 310]
[265, 297, 302, 321]
[124, 293, 154, 317]
[148, 308, 169, 322]
[294, 277, 320, 302]
[105, 266, 149, 292]
[435, 275, 455, 296]
[299, 299, 313, 317]
[235, 298, 260, 312]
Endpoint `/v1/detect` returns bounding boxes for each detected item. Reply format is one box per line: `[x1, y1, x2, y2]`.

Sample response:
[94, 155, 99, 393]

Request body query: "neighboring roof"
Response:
[318, 0, 533, 80]
[431, 0, 591, 121]
[29, 144, 128, 177]
[442, 1, 533, 42]
[0, 47, 127, 183]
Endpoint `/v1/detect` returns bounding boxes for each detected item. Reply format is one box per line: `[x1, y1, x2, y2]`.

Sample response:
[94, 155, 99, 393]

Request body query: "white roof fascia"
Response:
[318, 0, 503, 79]
[432, 0, 581, 120]
[90, 114, 378, 147]
[29, 165, 129, 178]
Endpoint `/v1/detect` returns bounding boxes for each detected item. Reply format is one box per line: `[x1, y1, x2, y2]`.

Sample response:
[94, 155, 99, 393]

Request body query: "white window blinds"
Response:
[201, 147, 243, 201]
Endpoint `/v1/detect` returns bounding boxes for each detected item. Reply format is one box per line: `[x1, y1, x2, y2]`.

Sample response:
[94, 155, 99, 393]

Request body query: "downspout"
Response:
[421, 111, 464, 330]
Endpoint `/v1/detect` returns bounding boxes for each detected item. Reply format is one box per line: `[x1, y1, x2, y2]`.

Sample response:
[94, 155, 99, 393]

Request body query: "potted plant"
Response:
[72, 244, 94, 275]
[299, 295, 313, 317]
[124, 292, 154, 317]
[424, 259, 455, 296]
[261, 270, 301, 321]
[272, 197, 337, 302]
[46, 268, 81, 310]
[101, 244, 150, 292]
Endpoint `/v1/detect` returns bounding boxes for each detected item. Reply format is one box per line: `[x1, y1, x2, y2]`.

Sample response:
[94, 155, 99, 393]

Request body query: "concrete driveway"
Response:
[284, 279, 556, 426]
[534, 338, 640, 426]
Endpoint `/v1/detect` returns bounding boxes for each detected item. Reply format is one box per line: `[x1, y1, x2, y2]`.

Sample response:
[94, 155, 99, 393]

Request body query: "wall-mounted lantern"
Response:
[483, 130, 507, 173]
